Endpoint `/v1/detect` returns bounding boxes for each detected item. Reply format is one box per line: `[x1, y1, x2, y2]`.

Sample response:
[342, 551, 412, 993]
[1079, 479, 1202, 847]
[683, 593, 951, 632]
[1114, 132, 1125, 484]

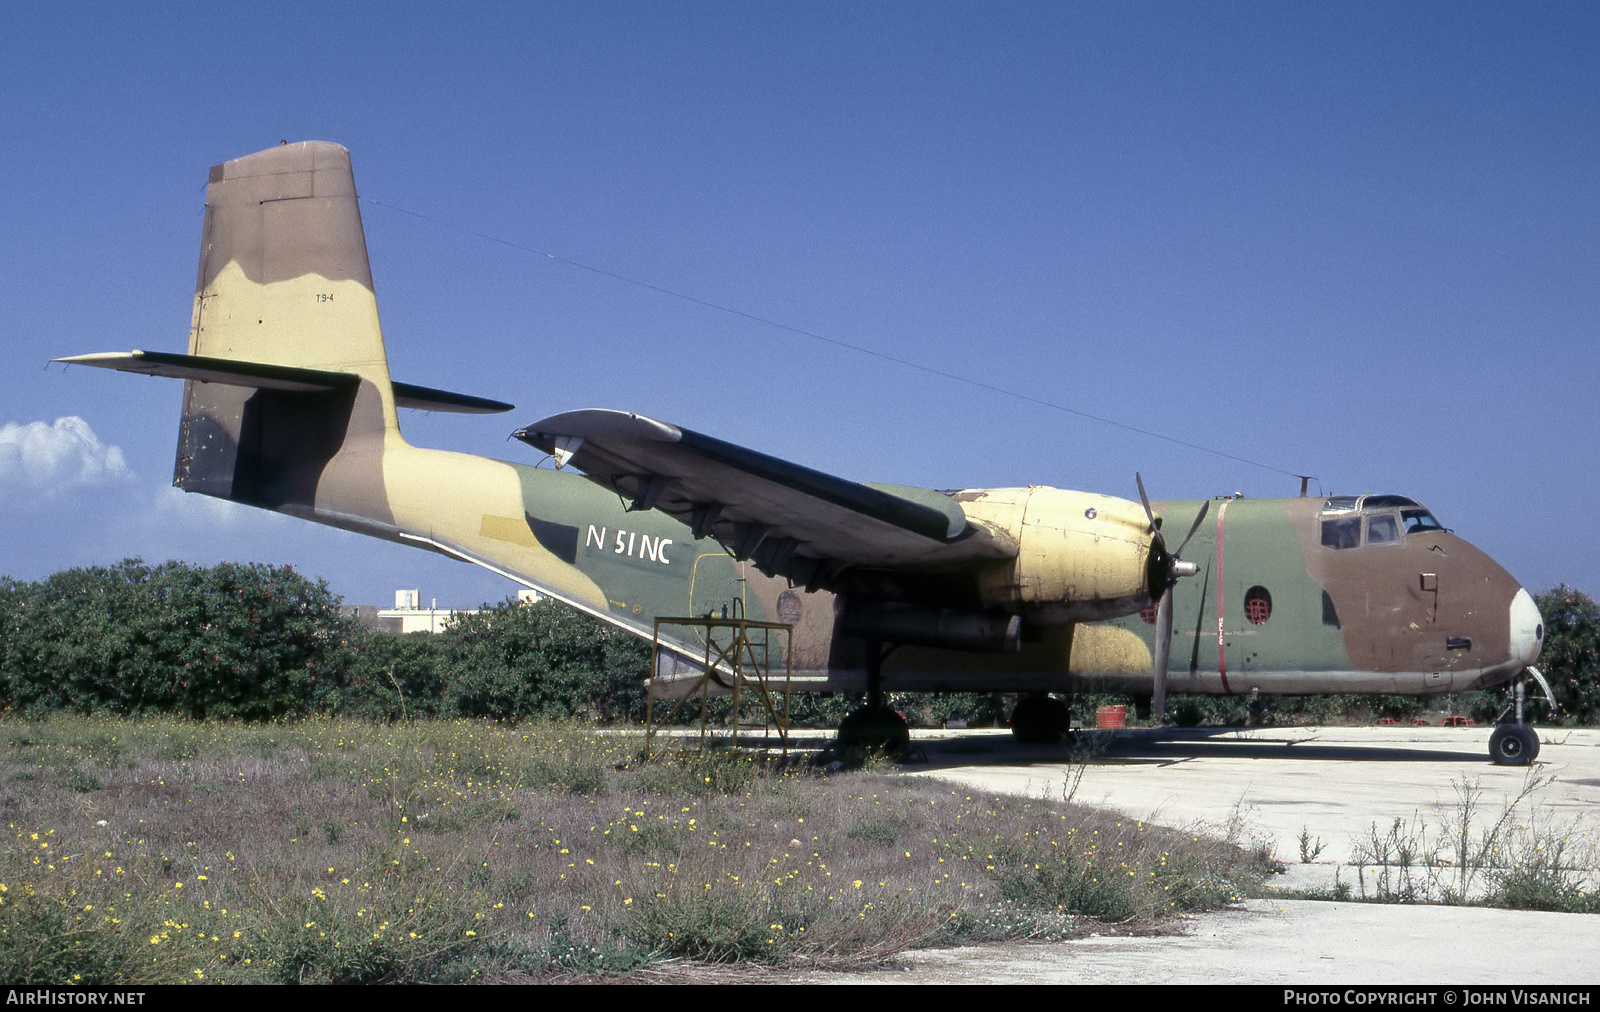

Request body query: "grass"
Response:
[0, 714, 1273, 983]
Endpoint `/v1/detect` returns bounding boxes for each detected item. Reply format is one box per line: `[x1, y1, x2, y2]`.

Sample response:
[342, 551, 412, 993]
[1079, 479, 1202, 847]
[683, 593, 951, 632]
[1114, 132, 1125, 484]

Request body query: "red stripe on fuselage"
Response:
[1216, 500, 1232, 693]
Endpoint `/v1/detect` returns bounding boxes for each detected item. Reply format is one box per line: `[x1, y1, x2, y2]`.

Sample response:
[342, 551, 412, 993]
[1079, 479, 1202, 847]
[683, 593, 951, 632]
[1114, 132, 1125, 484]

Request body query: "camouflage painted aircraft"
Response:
[60, 142, 1549, 763]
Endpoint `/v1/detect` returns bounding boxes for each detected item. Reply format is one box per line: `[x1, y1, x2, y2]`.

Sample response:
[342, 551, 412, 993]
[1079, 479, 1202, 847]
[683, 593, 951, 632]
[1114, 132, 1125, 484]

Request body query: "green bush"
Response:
[0, 560, 351, 719]
[441, 599, 649, 722]
[1535, 586, 1600, 725]
[0, 564, 659, 725]
[339, 633, 449, 721]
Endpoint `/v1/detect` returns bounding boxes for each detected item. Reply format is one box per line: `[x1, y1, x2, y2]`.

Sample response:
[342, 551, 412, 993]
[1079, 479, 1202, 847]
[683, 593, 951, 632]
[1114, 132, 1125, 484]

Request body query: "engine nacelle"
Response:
[958, 486, 1164, 624]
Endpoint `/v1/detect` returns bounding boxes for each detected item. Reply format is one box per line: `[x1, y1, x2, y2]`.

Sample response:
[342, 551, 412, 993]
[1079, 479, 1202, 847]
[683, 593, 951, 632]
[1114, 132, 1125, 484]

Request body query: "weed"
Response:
[1059, 734, 1108, 804]
[233, 891, 479, 984]
[845, 819, 900, 844]
[1336, 772, 1599, 911]
[62, 769, 101, 793]
[0, 887, 138, 984]
[307, 755, 344, 781]
[542, 915, 651, 975]
[1279, 867, 1352, 903]
[1212, 795, 1276, 869]
[1298, 827, 1326, 863]
[937, 901, 1078, 944]
[625, 890, 791, 963]
[1481, 805, 1599, 913]
[1352, 817, 1428, 902]
[608, 821, 680, 856]
[623, 748, 764, 796]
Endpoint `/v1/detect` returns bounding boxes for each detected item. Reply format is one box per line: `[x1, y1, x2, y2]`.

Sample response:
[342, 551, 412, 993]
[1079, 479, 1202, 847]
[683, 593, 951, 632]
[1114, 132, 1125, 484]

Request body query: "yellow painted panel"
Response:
[480, 514, 536, 548]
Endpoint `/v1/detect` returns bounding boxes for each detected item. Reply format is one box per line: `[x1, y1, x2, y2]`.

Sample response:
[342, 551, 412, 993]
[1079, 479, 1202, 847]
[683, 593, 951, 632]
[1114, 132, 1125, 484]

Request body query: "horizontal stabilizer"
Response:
[391, 381, 514, 414]
[56, 351, 512, 414]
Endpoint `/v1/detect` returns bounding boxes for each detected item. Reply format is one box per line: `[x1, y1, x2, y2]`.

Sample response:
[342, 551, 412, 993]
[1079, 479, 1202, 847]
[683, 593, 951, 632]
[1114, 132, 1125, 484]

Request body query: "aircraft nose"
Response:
[1509, 587, 1543, 665]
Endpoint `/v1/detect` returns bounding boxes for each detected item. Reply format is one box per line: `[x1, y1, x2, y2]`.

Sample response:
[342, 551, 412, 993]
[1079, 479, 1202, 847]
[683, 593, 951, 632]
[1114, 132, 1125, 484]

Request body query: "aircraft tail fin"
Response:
[176, 141, 396, 511]
[57, 142, 512, 523]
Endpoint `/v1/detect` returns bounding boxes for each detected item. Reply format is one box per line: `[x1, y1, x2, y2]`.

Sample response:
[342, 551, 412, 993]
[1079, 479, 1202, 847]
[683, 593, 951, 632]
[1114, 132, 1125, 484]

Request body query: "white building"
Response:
[343, 587, 546, 634]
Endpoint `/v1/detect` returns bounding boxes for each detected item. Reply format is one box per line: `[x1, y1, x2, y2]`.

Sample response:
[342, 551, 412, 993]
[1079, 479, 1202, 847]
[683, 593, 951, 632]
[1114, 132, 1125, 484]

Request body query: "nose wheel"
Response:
[1487, 668, 1554, 766]
[1488, 723, 1539, 766]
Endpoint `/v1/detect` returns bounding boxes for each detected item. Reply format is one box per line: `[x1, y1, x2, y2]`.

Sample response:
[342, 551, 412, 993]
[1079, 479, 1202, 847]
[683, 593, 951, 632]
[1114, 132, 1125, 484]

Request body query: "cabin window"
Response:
[1366, 514, 1399, 545]
[1321, 517, 1361, 550]
[1244, 586, 1272, 625]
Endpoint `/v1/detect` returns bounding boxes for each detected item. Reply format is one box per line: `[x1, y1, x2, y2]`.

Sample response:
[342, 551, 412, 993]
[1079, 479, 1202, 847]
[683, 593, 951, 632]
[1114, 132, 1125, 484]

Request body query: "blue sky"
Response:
[2, 2, 1596, 608]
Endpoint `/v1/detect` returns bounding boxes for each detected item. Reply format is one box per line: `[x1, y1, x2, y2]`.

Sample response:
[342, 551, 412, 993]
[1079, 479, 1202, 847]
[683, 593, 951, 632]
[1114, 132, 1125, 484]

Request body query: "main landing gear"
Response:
[1010, 693, 1070, 744]
[1487, 668, 1555, 766]
[836, 640, 910, 751]
[837, 705, 911, 751]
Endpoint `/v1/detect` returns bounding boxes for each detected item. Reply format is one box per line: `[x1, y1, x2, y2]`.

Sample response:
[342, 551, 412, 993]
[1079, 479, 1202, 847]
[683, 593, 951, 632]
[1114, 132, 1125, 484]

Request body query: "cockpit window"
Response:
[1366, 514, 1399, 544]
[1321, 517, 1361, 549]
[1402, 509, 1442, 534]
[1320, 494, 1444, 548]
[1359, 495, 1420, 510]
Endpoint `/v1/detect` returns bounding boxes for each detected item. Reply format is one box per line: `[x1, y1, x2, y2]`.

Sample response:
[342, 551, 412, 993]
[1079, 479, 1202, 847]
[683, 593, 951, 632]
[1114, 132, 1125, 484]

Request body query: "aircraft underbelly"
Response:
[1075, 660, 1522, 696]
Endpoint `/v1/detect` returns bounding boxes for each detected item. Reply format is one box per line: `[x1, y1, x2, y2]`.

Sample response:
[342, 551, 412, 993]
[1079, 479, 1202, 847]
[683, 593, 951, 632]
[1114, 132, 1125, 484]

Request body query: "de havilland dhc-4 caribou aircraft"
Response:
[60, 142, 1551, 763]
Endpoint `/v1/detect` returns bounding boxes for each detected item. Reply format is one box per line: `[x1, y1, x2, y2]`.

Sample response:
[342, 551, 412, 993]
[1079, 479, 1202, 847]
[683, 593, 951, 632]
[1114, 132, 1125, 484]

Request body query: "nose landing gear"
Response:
[1488, 723, 1539, 765]
[1487, 667, 1555, 766]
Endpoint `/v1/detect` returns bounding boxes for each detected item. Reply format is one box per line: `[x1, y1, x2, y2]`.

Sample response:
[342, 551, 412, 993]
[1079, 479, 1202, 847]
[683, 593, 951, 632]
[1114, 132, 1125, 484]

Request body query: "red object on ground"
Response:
[1096, 705, 1127, 729]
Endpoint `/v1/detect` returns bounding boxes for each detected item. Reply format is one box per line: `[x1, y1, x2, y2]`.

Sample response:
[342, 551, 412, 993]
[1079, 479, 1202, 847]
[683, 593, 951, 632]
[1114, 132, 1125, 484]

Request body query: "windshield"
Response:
[1402, 509, 1443, 534]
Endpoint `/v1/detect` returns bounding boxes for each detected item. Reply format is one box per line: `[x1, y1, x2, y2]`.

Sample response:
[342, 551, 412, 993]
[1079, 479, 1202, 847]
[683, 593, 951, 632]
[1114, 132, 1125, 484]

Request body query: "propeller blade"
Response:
[1172, 499, 1210, 561]
[1135, 478, 1197, 724]
[1152, 584, 1174, 723]
[1135, 472, 1158, 537]
[1135, 472, 1171, 583]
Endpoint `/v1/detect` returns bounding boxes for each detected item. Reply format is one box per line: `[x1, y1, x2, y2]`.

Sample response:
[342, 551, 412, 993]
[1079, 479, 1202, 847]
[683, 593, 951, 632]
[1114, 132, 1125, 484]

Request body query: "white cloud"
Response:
[151, 484, 284, 528]
[0, 417, 133, 493]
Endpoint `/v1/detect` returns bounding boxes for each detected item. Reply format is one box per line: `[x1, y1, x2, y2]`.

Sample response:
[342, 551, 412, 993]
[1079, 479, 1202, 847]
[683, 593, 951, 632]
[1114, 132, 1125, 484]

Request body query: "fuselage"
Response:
[329, 439, 1538, 699]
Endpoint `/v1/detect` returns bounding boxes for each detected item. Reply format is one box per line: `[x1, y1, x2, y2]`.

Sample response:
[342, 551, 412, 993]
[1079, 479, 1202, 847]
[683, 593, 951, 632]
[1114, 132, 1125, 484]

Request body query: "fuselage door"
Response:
[689, 551, 745, 644]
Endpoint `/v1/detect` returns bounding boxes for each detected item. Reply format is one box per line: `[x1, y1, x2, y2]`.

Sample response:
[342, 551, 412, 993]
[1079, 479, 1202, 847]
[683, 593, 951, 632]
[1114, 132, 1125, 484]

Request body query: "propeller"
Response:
[1135, 475, 1208, 723]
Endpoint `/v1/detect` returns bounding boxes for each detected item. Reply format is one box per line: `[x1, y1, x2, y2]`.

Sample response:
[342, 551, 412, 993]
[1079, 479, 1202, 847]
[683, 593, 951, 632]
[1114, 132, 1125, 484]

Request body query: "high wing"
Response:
[513, 409, 1016, 590]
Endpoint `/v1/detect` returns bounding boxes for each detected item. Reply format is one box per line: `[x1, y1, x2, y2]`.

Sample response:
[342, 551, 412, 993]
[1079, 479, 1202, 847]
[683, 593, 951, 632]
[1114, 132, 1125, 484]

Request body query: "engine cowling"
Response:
[960, 486, 1165, 624]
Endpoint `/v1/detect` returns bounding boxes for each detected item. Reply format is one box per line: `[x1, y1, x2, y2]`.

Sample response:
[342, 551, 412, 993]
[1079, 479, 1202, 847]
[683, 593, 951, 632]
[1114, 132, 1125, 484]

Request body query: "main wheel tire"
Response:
[1488, 724, 1540, 766]
[837, 705, 911, 751]
[1010, 695, 1070, 744]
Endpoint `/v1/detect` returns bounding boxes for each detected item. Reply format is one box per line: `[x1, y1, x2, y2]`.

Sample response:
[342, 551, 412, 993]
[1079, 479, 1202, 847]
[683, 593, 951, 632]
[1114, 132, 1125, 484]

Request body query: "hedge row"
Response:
[2, 562, 1596, 727]
[0, 560, 649, 722]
